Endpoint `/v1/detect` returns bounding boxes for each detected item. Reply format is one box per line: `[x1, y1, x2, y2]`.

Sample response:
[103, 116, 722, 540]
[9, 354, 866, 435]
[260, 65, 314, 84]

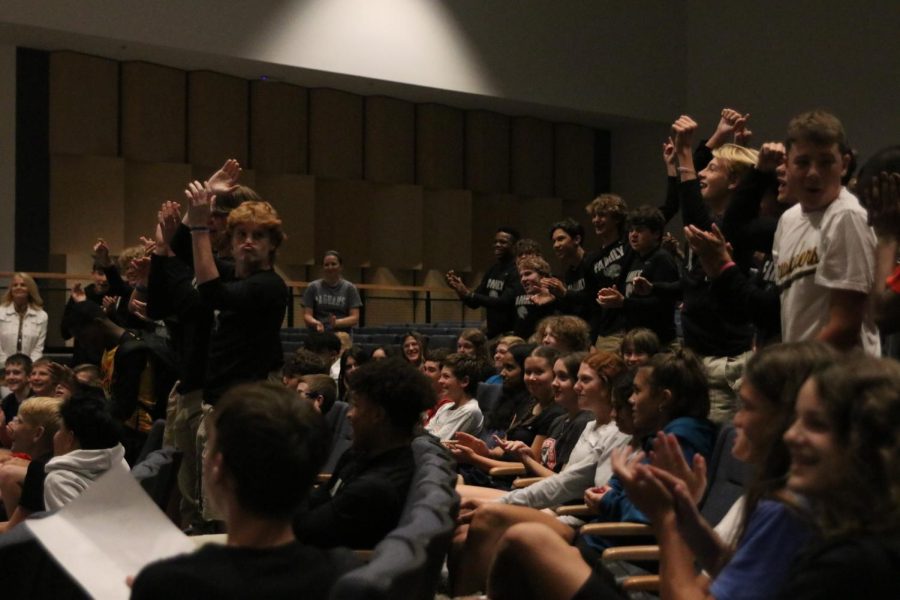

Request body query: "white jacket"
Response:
[43, 444, 130, 510]
[0, 302, 48, 362]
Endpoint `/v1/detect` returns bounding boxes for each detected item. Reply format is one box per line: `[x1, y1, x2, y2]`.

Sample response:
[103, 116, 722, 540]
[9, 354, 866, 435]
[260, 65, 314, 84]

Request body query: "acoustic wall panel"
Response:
[309, 89, 363, 180]
[518, 196, 563, 253]
[188, 71, 249, 167]
[369, 183, 423, 269]
[124, 161, 193, 247]
[471, 193, 519, 273]
[253, 173, 316, 267]
[416, 104, 464, 189]
[465, 110, 510, 194]
[423, 189, 472, 272]
[364, 267, 416, 326]
[511, 117, 554, 197]
[554, 123, 595, 202]
[189, 165, 257, 193]
[250, 81, 308, 174]
[314, 179, 372, 267]
[49, 52, 118, 156]
[121, 62, 186, 163]
[365, 96, 415, 184]
[49, 155, 125, 255]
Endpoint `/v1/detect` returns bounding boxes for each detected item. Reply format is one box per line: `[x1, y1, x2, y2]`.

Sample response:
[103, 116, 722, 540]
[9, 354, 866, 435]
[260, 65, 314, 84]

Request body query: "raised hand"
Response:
[158, 201, 182, 246]
[672, 115, 699, 155]
[757, 142, 786, 173]
[661, 232, 685, 262]
[206, 158, 241, 196]
[708, 108, 748, 148]
[92, 238, 112, 267]
[663, 136, 677, 176]
[139, 236, 157, 256]
[631, 275, 653, 296]
[184, 180, 213, 229]
[445, 270, 470, 297]
[71, 283, 87, 303]
[102, 295, 119, 315]
[541, 276, 567, 299]
[131, 256, 151, 286]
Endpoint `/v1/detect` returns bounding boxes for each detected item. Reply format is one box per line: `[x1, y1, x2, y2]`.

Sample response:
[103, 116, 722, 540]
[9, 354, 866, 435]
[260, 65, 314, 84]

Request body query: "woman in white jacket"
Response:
[44, 389, 130, 511]
[0, 273, 48, 363]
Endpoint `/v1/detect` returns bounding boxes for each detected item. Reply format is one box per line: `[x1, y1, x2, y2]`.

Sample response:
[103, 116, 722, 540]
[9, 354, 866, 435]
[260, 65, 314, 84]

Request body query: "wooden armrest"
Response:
[621, 575, 660, 592]
[579, 522, 653, 537]
[601, 545, 660, 562]
[353, 549, 374, 562]
[512, 476, 547, 489]
[489, 463, 527, 477]
[317, 473, 332, 484]
[554, 504, 593, 517]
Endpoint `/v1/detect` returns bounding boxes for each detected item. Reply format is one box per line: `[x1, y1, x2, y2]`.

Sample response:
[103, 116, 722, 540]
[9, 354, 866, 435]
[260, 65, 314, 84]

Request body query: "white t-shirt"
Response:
[773, 187, 880, 355]
[425, 398, 483, 440]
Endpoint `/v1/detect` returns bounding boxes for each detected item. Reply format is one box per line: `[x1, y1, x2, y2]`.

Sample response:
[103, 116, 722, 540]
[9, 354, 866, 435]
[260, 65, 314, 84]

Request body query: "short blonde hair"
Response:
[117, 246, 146, 272]
[3, 273, 43, 309]
[712, 143, 759, 181]
[517, 255, 551, 277]
[18, 396, 63, 437]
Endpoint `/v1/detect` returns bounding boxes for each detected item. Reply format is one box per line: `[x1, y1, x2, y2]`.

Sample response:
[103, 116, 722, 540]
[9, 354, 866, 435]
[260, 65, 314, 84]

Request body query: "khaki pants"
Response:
[196, 402, 220, 522]
[702, 351, 751, 425]
[169, 387, 204, 527]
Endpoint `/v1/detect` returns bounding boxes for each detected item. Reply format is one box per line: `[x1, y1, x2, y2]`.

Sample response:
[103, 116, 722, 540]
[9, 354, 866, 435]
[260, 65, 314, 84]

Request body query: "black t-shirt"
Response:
[464, 259, 520, 338]
[561, 256, 591, 320]
[541, 410, 593, 472]
[131, 540, 359, 600]
[511, 281, 557, 340]
[620, 245, 680, 344]
[585, 240, 629, 338]
[1, 391, 30, 424]
[294, 445, 414, 550]
[506, 403, 565, 447]
[18, 452, 52, 513]
[199, 268, 288, 404]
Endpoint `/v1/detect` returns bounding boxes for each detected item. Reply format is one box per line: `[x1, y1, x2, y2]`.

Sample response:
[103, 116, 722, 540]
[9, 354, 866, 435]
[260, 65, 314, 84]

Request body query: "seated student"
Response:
[450, 346, 563, 488]
[304, 332, 343, 385]
[132, 383, 359, 599]
[282, 348, 329, 389]
[421, 348, 451, 423]
[425, 353, 484, 440]
[0, 397, 61, 532]
[28, 357, 59, 398]
[597, 206, 680, 346]
[296, 374, 351, 474]
[400, 331, 427, 368]
[771, 356, 900, 598]
[536, 315, 592, 353]
[486, 336, 526, 385]
[337, 345, 369, 402]
[293, 357, 436, 549]
[456, 328, 497, 382]
[448, 351, 630, 594]
[484, 341, 836, 600]
[619, 327, 660, 368]
[0, 354, 33, 447]
[44, 389, 130, 511]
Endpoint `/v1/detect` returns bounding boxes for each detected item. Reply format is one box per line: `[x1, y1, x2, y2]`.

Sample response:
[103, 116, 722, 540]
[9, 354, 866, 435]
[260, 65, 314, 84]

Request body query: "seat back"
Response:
[475, 382, 503, 415]
[330, 435, 459, 600]
[131, 447, 182, 511]
[699, 424, 752, 526]
[323, 401, 353, 474]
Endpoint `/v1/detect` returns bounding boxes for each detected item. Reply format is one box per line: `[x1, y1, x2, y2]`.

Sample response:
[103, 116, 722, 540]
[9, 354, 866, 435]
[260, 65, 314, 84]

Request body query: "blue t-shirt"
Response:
[710, 499, 812, 600]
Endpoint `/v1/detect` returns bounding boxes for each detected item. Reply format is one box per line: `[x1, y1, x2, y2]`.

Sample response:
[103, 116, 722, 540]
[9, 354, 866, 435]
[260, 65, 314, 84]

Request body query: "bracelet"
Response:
[189, 226, 209, 233]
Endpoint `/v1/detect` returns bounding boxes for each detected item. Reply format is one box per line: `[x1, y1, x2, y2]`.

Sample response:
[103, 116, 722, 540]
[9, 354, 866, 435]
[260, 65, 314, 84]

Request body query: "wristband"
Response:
[189, 226, 209, 233]
[719, 261, 736, 275]
[11, 452, 30, 461]
[888, 264, 900, 295]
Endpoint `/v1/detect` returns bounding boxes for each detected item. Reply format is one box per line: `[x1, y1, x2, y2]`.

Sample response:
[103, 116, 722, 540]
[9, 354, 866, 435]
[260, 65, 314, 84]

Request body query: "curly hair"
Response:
[227, 200, 286, 253]
[537, 315, 591, 353]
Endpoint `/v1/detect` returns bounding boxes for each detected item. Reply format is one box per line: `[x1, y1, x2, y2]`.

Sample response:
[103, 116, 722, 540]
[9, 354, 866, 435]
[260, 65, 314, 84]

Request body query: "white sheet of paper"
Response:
[26, 465, 196, 600]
